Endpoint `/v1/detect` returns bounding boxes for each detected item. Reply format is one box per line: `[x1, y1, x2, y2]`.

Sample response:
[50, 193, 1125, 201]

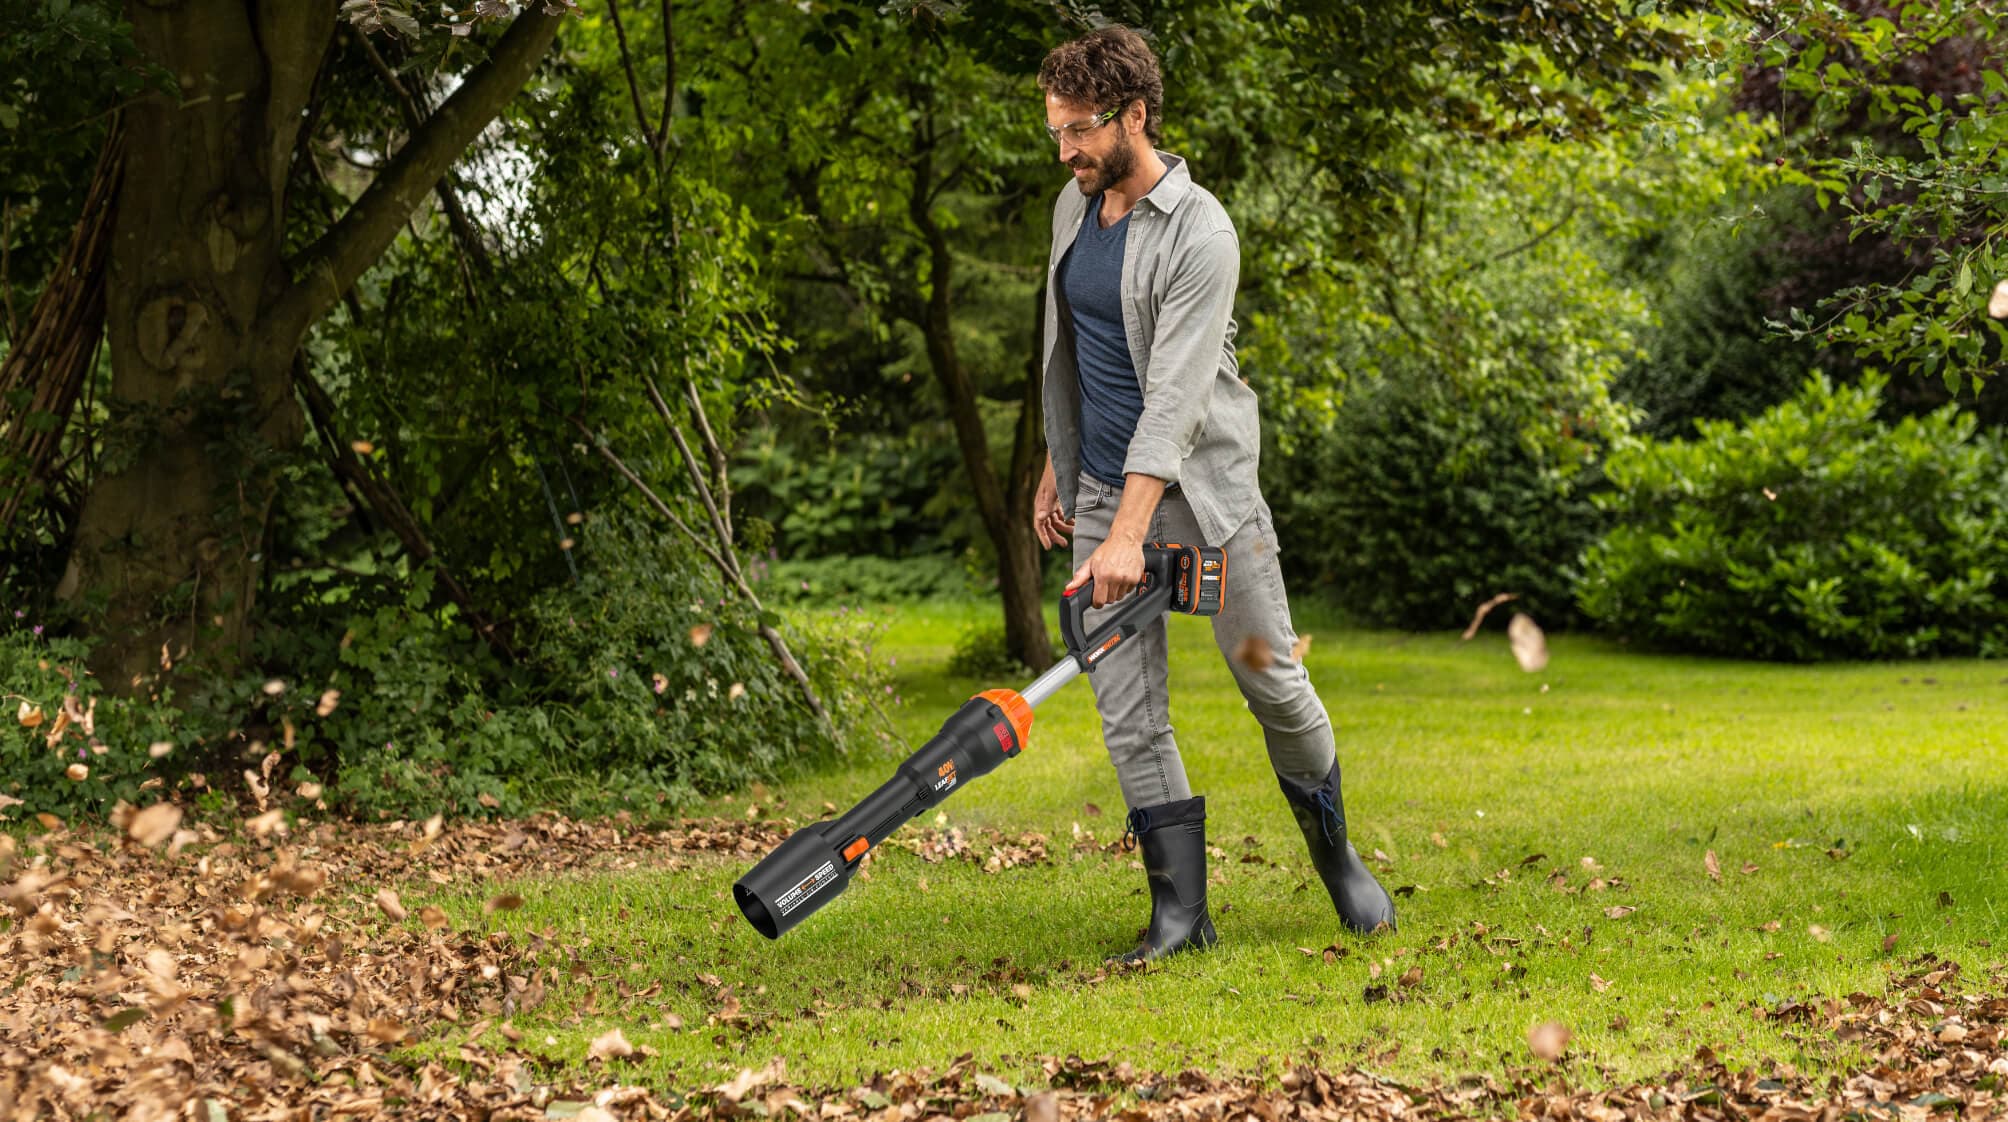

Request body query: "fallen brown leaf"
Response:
[125, 803, 182, 848]
[375, 888, 408, 922]
[245, 808, 286, 837]
[1528, 1020, 1571, 1062]
[1508, 613, 1548, 672]
[588, 1027, 635, 1062]
[1235, 635, 1274, 672]
[1704, 849, 1721, 882]
[483, 893, 524, 914]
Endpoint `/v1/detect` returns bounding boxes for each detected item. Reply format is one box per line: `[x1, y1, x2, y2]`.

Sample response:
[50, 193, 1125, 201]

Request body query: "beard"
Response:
[1070, 128, 1138, 197]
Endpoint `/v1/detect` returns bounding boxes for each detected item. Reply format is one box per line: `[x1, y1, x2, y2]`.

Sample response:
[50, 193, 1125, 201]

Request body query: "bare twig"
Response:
[604, 0, 660, 174]
[1, 201, 17, 341]
[680, 375, 732, 540]
[643, 370, 736, 576]
[656, 0, 676, 155]
[569, 415, 826, 721]
[1461, 593, 1518, 641]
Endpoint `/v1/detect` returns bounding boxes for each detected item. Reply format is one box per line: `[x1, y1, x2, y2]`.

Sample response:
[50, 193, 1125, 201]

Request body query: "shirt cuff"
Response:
[1123, 436, 1185, 485]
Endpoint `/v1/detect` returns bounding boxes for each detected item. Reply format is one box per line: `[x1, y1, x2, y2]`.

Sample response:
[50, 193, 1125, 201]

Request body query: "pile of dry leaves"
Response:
[1, 809, 2002, 1121]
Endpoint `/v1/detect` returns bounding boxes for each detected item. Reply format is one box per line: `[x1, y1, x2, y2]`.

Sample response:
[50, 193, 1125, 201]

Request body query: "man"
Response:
[1032, 27, 1395, 962]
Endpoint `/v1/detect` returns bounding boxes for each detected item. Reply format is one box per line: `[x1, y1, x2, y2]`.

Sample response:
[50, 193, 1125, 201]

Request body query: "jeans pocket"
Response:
[1072, 476, 1107, 518]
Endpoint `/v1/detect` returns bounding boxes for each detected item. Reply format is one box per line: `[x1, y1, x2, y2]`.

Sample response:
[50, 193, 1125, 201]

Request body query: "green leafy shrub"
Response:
[732, 430, 963, 559]
[1576, 374, 2008, 660]
[1272, 374, 1613, 631]
[759, 552, 971, 605]
[0, 632, 152, 820]
[0, 629, 258, 822]
[271, 512, 892, 819]
[943, 623, 1061, 680]
[0, 512, 894, 825]
[1615, 208, 1825, 438]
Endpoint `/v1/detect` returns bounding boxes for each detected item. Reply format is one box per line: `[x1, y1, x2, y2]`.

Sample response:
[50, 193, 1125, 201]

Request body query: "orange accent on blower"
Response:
[842, 836, 870, 862]
[975, 688, 1035, 755]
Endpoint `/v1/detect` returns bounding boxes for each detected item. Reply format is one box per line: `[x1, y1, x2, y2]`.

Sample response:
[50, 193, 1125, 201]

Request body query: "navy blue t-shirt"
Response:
[1059, 197, 1145, 488]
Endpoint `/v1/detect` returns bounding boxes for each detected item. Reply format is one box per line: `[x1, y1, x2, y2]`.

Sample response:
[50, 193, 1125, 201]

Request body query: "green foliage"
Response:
[262, 512, 892, 820]
[1617, 197, 1827, 436]
[1577, 373, 2008, 660]
[945, 622, 1048, 679]
[0, 0, 147, 298]
[2, 511, 892, 823]
[1264, 59, 1774, 630]
[0, 627, 275, 821]
[0, 633, 152, 819]
[1737, 0, 2007, 390]
[759, 553, 973, 606]
[732, 430, 963, 559]
[1275, 375, 1610, 631]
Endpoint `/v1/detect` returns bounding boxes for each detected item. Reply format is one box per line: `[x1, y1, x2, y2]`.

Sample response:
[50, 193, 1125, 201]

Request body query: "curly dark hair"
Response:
[1038, 26, 1163, 144]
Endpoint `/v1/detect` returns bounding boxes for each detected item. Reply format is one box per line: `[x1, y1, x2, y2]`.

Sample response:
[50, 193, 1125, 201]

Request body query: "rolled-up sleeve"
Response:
[1123, 227, 1239, 484]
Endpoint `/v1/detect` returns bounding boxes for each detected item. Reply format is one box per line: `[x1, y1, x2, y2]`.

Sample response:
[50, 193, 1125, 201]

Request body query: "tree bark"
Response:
[57, 1, 561, 690]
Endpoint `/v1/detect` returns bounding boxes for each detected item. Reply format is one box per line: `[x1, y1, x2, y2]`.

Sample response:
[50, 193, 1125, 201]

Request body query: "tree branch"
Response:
[604, 0, 659, 169]
[256, 1, 339, 203]
[644, 371, 734, 559]
[1488, 201, 1578, 266]
[275, 7, 563, 337]
[656, 0, 676, 155]
[293, 353, 521, 663]
[356, 31, 495, 281]
[680, 374, 731, 537]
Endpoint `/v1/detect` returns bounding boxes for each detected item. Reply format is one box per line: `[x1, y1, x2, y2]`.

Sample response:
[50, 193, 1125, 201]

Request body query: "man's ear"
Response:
[1123, 99, 1148, 138]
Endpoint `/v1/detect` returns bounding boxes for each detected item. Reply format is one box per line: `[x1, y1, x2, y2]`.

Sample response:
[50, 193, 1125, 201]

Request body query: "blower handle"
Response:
[1059, 545, 1214, 672]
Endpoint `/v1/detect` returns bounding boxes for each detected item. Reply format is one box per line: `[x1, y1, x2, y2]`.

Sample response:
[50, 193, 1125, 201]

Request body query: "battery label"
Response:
[775, 859, 838, 917]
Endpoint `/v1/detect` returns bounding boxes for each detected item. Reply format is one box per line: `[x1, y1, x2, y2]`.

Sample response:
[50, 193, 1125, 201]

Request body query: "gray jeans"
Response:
[1070, 472, 1337, 808]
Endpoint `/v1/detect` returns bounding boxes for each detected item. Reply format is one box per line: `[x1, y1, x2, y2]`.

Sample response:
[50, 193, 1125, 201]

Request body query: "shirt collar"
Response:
[1138, 152, 1192, 215]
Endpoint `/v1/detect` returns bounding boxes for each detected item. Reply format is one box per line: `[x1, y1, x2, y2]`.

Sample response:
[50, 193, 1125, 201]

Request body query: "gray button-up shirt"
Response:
[1043, 153, 1262, 547]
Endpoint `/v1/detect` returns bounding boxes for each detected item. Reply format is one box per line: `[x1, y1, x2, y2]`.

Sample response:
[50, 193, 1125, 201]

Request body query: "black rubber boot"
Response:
[1114, 795, 1218, 963]
[1279, 761, 1396, 934]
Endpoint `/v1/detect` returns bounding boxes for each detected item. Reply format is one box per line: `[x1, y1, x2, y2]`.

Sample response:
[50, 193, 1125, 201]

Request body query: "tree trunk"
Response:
[56, 1, 332, 689]
[1005, 280, 1050, 662]
[908, 155, 1052, 672]
[57, 0, 562, 691]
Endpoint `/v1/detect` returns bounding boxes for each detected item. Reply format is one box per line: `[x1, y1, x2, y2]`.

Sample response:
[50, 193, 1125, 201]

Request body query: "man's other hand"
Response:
[1035, 463, 1073, 549]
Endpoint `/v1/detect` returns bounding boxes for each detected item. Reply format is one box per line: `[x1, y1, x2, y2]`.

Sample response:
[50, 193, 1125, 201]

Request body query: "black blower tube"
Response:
[733, 693, 1027, 939]
[734, 542, 1225, 940]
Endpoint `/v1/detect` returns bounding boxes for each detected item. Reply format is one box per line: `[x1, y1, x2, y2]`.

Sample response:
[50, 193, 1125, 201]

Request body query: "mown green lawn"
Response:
[413, 598, 2006, 1094]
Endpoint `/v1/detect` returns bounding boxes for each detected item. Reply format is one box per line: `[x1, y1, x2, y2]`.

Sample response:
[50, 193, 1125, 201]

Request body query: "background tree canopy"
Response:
[1, 0, 2002, 818]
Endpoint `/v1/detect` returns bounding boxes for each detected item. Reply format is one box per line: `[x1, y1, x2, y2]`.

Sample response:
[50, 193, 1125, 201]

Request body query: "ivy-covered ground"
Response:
[4, 601, 2005, 1119]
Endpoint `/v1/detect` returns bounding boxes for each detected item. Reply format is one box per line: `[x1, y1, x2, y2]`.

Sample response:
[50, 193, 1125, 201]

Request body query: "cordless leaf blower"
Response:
[734, 541, 1227, 939]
